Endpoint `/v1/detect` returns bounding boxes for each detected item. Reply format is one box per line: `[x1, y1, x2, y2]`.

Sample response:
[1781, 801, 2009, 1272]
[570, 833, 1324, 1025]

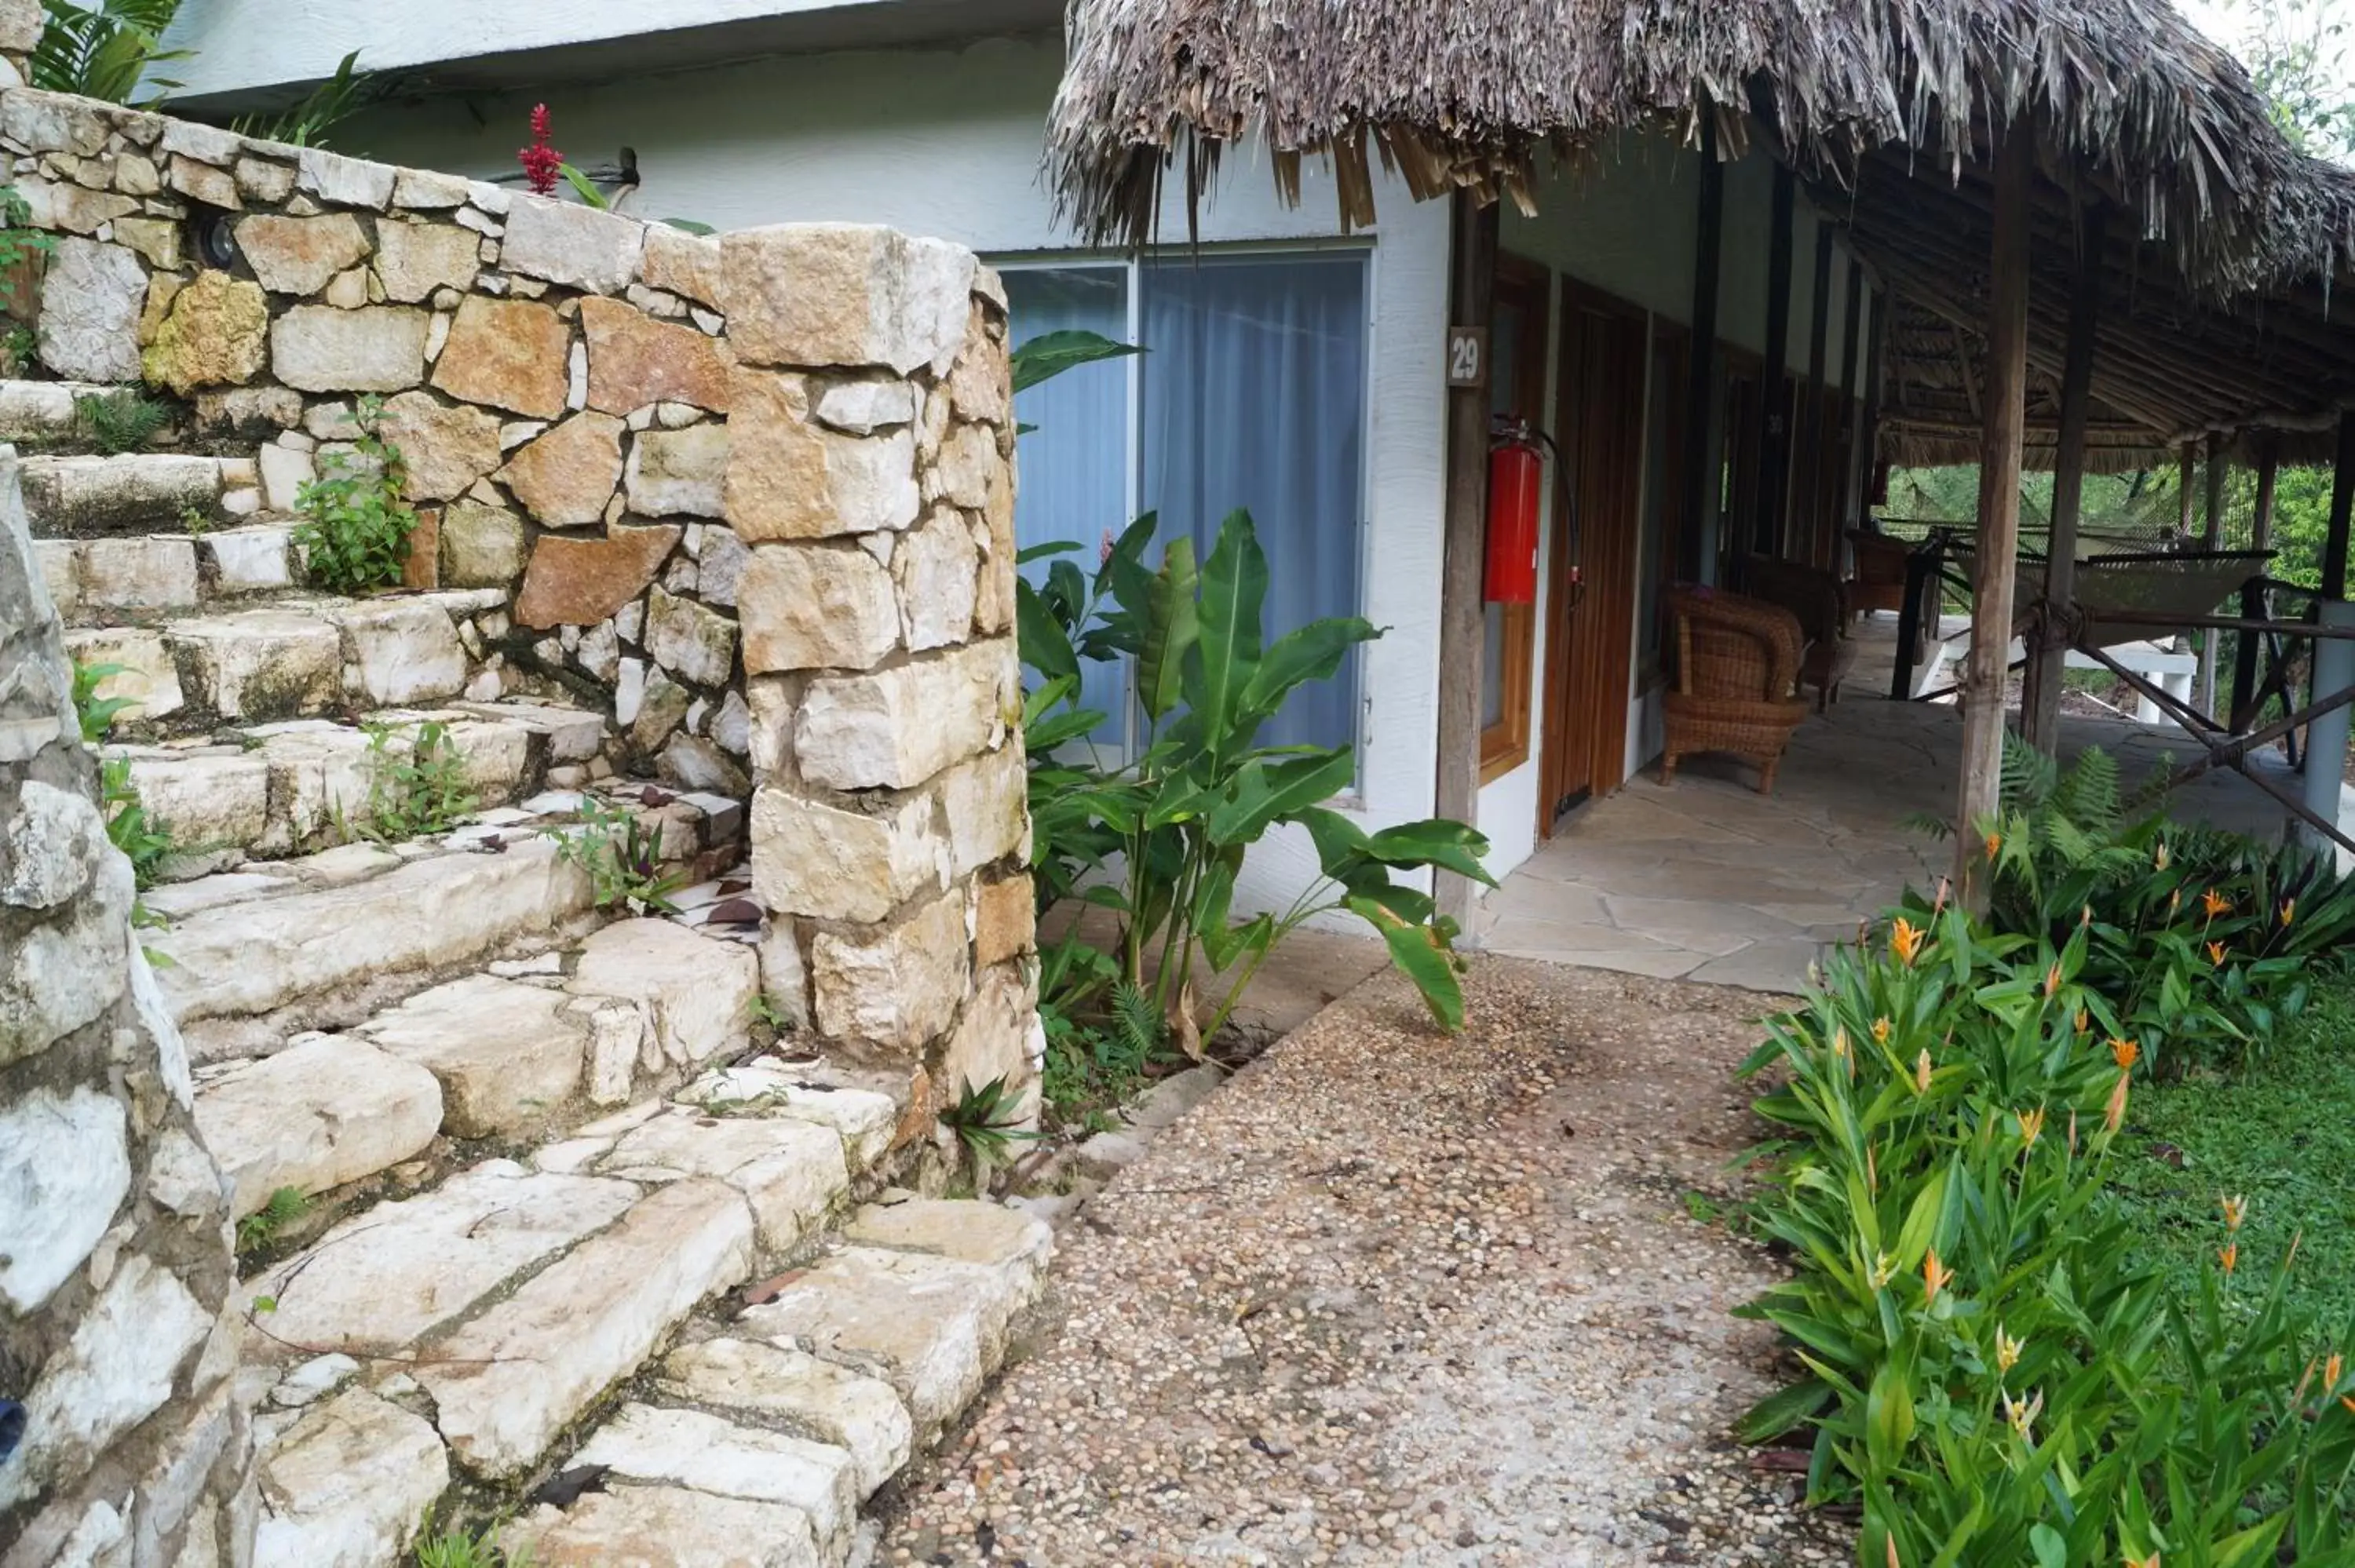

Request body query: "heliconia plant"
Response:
[517, 104, 564, 197]
[1740, 899, 2355, 1566]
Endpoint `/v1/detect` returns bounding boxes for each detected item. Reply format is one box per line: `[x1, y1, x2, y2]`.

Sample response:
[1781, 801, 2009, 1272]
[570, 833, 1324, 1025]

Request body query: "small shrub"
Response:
[413, 1511, 528, 1568]
[0, 184, 52, 319]
[71, 658, 136, 743]
[293, 396, 418, 593]
[543, 799, 685, 913]
[234, 1185, 309, 1252]
[356, 720, 476, 842]
[74, 388, 170, 454]
[938, 1074, 1037, 1183]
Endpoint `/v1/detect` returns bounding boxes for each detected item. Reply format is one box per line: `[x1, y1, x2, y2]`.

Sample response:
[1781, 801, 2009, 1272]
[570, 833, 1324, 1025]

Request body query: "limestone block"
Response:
[247, 1164, 637, 1355]
[378, 389, 501, 501]
[624, 422, 727, 518]
[699, 527, 750, 608]
[973, 459, 1017, 635]
[718, 224, 973, 375]
[792, 639, 1017, 791]
[573, 1404, 857, 1560]
[201, 525, 295, 593]
[750, 786, 946, 924]
[436, 499, 526, 586]
[511, 1486, 820, 1568]
[842, 1196, 1051, 1276]
[75, 535, 199, 611]
[166, 151, 241, 208]
[20, 173, 137, 234]
[356, 975, 588, 1137]
[373, 217, 481, 302]
[945, 304, 1012, 425]
[112, 213, 182, 269]
[269, 304, 429, 393]
[502, 194, 646, 294]
[568, 917, 758, 1070]
[580, 295, 730, 413]
[0, 850, 130, 1067]
[325, 599, 466, 705]
[194, 385, 304, 438]
[36, 235, 144, 382]
[677, 1062, 900, 1171]
[192, 1035, 442, 1217]
[940, 962, 1039, 1123]
[60, 626, 182, 721]
[810, 888, 967, 1051]
[0, 377, 86, 440]
[414, 1179, 755, 1478]
[644, 585, 737, 687]
[932, 421, 1000, 509]
[0, 778, 107, 913]
[630, 665, 689, 753]
[235, 211, 369, 294]
[659, 1339, 911, 1501]
[0, 1086, 129, 1313]
[812, 378, 915, 435]
[430, 295, 570, 418]
[248, 1391, 447, 1568]
[3, 89, 108, 156]
[893, 505, 980, 651]
[255, 440, 314, 513]
[973, 872, 1035, 968]
[296, 146, 397, 209]
[121, 748, 269, 851]
[148, 837, 593, 1024]
[501, 410, 626, 526]
[0, 1256, 210, 1513]
[937, 742, 1028, 877]
[166, 610, 341, 720]
[19, 452, 224, 533]
[602, 1108, 848, 1253]
[235, 154, 294, 202]
[513, 523, 680, 629]
[638, 223, 724, 308]
[725, 370, 918, 540]
[737, 544, 899, 675]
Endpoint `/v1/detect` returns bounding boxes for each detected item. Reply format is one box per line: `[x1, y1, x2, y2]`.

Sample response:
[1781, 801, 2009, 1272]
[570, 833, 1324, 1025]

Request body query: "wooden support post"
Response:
[2252, 432, 2280, 553]
[2325, 410, 2355, 600]
[1679, 121, 1724, 583]
[2021, 202, 2104, 755]
[1799, 230, 1834, 563]
[1858, 283, 1886, 523]
[2198, 431, 2228, 717]
[2178, 442, 2196, 545]
[1957, 129, 2033, 910]
[1753, 164, 1795, 563]
[1433, 191, 1499, 934]
[1835, 255, 1864, 552]
[2233, 432, 2280, 728]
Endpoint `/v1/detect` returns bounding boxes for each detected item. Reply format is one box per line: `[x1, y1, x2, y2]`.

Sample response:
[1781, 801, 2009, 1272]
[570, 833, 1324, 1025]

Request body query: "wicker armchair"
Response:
[1846, 528, 1911, 618]
[1744, 556, 1857, 712]
[1659, 585, 1811, 795]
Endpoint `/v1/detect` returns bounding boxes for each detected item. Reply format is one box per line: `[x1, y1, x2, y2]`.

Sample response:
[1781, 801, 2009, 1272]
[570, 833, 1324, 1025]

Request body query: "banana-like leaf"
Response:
[1015, 578, 1080, 685]
[1236, 617, 1380, 730]
[1010, 329, 1139, 394]
[1364, 820, 1497, 886]
[1206, 749, 1354, 845]
[1186, 511, 1267, 763]
[1137, 536, 1199, 722]
[1349, 895, 1466, 1031]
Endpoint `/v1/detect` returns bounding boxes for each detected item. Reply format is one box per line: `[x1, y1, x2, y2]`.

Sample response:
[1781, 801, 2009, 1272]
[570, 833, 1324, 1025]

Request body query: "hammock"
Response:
[1948, 546, 2273, 650]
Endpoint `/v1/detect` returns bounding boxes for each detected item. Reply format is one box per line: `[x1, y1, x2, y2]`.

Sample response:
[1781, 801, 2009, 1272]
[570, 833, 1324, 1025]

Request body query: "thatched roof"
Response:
[1047, 0, 2355, 451]
[1048, 0, 2355, 289]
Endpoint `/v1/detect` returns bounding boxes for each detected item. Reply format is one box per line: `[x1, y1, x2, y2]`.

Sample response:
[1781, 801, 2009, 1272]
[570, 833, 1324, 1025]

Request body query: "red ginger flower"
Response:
[519, 103, 564, 197]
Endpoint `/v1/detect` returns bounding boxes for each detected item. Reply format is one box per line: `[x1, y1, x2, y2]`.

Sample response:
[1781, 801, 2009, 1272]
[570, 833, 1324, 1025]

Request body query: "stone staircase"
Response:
[21, 385, 1048, 1566]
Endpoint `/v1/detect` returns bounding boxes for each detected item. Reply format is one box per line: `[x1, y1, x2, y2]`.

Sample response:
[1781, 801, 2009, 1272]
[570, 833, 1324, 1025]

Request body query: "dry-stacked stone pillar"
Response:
[0, 449, 253, 1566]
[720, 225, 1041, 1128]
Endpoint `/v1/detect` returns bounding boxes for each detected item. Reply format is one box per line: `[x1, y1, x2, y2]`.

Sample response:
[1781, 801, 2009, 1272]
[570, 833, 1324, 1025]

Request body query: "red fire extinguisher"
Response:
[1485, 419, 1544, 604]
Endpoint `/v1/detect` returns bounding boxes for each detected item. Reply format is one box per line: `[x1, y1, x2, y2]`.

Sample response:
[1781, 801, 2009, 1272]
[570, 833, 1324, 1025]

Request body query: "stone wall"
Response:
[0, 452, 251, 1567]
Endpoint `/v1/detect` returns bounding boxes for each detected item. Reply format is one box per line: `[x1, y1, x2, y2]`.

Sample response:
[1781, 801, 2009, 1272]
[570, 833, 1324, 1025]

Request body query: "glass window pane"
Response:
[1482, 605, 1507, 728]
[1003, 265, 1131, 746]
[1139, 252, 1367, 754]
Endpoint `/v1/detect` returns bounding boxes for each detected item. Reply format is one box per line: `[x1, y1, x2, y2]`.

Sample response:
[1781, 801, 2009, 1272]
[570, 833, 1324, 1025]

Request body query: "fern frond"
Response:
[2054, 748, 2121, 834]
[1110, 980, 1163, 1062]
[1998, 734, 2057, 813]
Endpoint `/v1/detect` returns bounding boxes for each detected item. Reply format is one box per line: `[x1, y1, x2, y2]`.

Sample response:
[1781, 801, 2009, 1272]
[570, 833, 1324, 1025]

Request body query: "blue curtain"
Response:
[1139, 253, 1367, 755]
[1004, 265, 1132, 748]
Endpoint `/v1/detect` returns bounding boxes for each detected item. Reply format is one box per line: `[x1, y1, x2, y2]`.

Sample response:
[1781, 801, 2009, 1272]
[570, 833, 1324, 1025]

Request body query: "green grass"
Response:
[2109, 973, 2355, 1332]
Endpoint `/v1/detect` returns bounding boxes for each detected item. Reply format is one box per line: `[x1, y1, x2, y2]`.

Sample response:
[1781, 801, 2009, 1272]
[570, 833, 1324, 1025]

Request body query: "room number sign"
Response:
[1446, 325, 1488, 389]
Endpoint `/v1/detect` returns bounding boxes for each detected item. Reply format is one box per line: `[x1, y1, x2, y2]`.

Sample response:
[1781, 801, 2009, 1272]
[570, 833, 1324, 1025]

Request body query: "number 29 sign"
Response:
[1446, 325, 1489, 391]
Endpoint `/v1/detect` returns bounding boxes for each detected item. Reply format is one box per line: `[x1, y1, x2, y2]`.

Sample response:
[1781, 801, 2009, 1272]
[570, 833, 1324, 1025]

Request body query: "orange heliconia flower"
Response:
[2207, 940, 2228, 968]
[2043, 961, 2062, 998]
[1983, 830, 2003, 862]
[2105, 1071, 2131, 1133]
[2325, 1351, 2344, 1391]
[2283, 898, 2298, 928]
[2202, 888, 2233, 920]
[1914, 1049, 1933, 1094]
[2110, 1037, 2140, 1071]
[2073, 1008, 2090, 1035]
[2017, 1107, 2047, 1150]
[2123, 1554, 2160, 1568]
[2219, 1242, 2240, 1275]
[2341, 1394, 2355, 1417]
[2155, 840, 2171, 871]
[2168, 888, 2182, 917]
[1923, 1249, 1953, 1304]
[2220, 1194, 2247, 1232]
[1889, 917, 1926, 965]
[1872, 1016, 1892, 1045]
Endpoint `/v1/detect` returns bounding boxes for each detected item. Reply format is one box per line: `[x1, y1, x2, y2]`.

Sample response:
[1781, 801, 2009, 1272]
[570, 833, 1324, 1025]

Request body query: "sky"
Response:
[2178, 0, 2355, 110]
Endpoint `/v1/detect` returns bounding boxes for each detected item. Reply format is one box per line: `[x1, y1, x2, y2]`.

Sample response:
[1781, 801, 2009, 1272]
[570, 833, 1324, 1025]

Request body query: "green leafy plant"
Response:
[75, 388, 171, 455]
[1020, 510, 1492, 1041]
[0, 184, 53, 321]
[2, 323, 38, 374]
[746, 993, 794, 1031]
[31, 0, 190, 104]
[71, 658, 136, 743]
[544, 799, 685, 914]
[292, 395, 418, 593]
[99, 755, 171, 892]
[357, 719, 476, 842]
[234, 1184, 309, 1251]
[939, 1073, 1038, 1182]
[413, 1512, 528, 1568]
[228, 48, 378, 147]
[1740, 903, 2355, 1564]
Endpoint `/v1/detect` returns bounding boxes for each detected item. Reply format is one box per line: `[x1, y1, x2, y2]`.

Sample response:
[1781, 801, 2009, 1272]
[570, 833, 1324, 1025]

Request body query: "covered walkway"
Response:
[1477, 622, 2322, 990]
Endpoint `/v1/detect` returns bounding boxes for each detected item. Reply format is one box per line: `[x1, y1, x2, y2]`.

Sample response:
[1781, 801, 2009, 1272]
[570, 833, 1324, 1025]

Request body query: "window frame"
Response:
[995, 242, 1378, 779]
[1481, 252, 1550, 785]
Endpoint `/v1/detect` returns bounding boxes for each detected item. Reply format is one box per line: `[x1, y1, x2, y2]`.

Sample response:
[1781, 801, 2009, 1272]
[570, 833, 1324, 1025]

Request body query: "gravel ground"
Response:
[872, 957, 1854, 1566]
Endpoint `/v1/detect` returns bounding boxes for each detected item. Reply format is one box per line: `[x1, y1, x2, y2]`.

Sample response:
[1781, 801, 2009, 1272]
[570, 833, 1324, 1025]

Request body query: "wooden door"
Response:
[1538, 281, 1649, 833]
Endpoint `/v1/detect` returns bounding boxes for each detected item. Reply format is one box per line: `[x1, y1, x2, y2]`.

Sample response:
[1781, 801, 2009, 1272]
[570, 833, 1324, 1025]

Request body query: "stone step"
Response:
[96, 700, 601, 875]
[0, 377, 152, 443]
[60, 589, 518, 732]
[148, 784, 743, 1041]
[20, 449, 258, 534]
[37, 526, 296, 622]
